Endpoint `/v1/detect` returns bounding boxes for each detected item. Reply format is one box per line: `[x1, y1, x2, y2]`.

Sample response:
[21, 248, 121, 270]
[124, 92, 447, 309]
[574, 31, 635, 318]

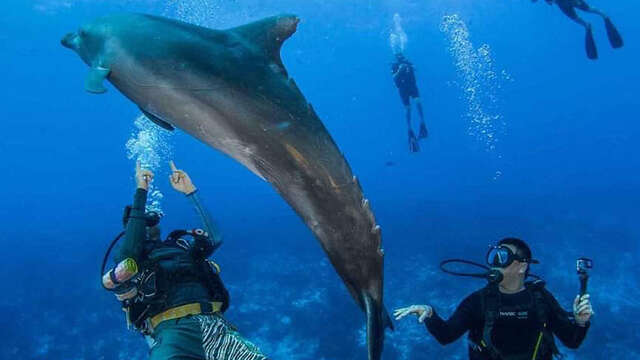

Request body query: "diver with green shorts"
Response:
[102, 161, 268, 360]
[394, 238, 593, 360]
[533, 0, 624, 59]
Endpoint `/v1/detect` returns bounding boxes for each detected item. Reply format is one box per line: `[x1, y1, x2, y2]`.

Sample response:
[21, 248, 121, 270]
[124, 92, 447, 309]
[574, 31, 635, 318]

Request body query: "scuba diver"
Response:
[394, 237, 594, 359]
[391, 52, 429, 152]
[101, 161, 268, 360]
[533, 0, 624, 59]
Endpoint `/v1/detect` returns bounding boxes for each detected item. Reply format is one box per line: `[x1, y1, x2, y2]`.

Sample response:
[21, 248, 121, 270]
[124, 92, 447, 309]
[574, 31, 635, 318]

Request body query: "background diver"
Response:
[391, 53, 429, 153]
[534, 0, 624, 59]
[101, 161, 269, 360]
[394, 237, 594, 360]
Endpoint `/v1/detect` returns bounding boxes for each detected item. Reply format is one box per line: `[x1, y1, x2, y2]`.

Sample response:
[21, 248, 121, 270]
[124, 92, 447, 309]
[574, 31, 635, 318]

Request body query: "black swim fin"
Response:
[585, 26, 598, 60]
[418, 122, 429, 139]
[408, 130, 419, 152]
[604, 17, 624, 49]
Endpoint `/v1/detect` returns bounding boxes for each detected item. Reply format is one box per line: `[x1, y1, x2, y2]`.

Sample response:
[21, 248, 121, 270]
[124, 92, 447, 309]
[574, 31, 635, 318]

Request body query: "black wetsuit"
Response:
[426, 286, 589, 359]
[555, 0, 593, 20]
[392, 59, 420, 106]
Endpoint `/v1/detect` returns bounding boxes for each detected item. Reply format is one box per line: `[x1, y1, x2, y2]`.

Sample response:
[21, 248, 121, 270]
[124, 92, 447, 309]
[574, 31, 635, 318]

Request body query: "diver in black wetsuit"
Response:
[391, 53, 428, 153]
[534, 0, 624, 59]
[394, 238, 594, 360]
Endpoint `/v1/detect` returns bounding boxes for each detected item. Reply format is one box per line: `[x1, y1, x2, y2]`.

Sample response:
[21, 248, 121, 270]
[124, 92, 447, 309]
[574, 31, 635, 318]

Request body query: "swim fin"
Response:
[408, 130, 419, 152]
[418, 122, 429, 139]
[604, 18, 624, 49]
[585, 26, 598, 60]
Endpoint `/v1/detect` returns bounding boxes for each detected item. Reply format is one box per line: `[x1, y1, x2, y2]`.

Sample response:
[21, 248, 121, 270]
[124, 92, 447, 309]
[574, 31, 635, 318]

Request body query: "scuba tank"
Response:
[101, 206, 162, 290]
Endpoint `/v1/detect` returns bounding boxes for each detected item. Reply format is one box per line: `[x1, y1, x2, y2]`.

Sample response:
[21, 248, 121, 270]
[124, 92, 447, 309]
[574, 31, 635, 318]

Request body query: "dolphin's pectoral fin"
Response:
[228, 14, 299, 75]
[139, 107, 175, 131]
[85, 67, 110, 94]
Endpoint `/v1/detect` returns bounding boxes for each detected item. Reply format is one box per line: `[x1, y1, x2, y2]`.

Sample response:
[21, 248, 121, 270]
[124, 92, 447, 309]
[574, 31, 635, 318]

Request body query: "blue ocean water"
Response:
[1, 0, 638, 359]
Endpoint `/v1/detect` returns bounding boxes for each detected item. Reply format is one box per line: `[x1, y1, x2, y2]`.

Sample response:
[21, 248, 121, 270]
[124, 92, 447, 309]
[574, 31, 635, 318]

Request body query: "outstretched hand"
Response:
[136, 160, 154, 190]
[394, 305, 433, 323]
[169, 161, 197, 195]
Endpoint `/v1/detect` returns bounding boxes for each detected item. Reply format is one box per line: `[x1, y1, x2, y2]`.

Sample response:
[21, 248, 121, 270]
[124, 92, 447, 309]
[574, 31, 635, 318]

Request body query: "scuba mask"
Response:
[486, 245, 539, 268]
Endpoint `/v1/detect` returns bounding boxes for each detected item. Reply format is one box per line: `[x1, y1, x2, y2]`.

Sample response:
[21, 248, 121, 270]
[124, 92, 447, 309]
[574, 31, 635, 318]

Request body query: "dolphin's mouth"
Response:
[61, 32, 78, 50]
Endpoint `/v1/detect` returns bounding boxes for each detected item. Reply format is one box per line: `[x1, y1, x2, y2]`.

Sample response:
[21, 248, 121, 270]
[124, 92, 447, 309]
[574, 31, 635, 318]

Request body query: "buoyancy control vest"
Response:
[104, 229, 229, 332]
[469, 280, 560, 360]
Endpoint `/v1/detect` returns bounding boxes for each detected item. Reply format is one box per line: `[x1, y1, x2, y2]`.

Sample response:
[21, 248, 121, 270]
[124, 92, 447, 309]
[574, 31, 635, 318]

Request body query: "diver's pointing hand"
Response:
[393, 305, 433, 323]
[135, 160, 154, 190]
[169, 160, 197, 195]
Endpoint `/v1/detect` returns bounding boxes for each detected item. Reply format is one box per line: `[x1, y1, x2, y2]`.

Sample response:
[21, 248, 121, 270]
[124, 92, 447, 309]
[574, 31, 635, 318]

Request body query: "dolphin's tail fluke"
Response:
[364, 293, 391, 360]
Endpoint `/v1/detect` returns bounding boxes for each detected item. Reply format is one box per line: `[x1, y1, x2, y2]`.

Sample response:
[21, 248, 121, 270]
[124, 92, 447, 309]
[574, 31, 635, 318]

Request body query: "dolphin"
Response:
[62, 13, 391, 358]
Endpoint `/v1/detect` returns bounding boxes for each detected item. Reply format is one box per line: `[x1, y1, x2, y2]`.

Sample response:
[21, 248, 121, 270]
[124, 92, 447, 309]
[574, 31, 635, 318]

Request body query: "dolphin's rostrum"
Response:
[62, 13, 392, 359]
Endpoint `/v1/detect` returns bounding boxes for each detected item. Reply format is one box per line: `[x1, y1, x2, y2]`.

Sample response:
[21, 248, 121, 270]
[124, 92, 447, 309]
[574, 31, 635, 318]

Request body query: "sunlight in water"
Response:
[440, 14, 513, 156]
[125, 115, 174, 214]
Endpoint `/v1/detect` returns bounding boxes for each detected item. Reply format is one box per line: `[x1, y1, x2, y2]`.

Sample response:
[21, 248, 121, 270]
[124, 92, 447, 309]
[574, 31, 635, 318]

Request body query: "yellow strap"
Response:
[149, 302, 222, 330]
[208, 260, 221, 274]
[531, 323, 547, 360]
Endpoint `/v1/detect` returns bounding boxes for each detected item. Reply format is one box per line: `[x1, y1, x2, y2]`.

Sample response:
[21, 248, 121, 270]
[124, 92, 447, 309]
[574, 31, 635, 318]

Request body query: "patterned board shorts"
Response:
[148, 313, 268, 360]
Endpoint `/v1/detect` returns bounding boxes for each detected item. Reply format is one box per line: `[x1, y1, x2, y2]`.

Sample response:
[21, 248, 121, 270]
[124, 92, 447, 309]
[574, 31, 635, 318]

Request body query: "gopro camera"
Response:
[576, 257, 593, 274]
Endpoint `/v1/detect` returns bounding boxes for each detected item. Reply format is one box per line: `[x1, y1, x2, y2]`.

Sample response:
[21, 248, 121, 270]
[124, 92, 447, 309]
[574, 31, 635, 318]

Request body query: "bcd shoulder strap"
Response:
[528, 283, 559, 359]
[481, 285, 503, 360]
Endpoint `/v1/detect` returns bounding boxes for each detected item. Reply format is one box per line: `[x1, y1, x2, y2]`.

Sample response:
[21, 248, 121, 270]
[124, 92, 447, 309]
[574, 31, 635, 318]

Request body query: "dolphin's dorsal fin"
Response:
[228, 14, 298, 74]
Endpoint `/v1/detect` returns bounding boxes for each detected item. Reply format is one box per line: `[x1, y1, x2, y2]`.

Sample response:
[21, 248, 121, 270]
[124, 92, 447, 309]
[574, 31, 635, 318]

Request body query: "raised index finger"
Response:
[169, 160, 178, 173]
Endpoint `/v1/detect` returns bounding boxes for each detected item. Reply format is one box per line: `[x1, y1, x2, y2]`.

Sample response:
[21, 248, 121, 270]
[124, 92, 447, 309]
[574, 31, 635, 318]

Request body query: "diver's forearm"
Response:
[554, 313, 590, 348]
[114, 188, 148, 263]
[425, 311, 465, 345]
[187, 190, 223, 250]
